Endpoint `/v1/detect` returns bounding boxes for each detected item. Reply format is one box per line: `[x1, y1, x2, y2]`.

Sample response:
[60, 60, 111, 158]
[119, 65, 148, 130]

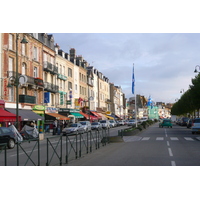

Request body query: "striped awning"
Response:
[70, 112, 84, 119]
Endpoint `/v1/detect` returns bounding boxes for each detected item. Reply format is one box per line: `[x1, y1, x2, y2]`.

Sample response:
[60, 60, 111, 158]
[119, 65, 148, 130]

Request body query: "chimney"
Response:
[70, 48, 76, 64]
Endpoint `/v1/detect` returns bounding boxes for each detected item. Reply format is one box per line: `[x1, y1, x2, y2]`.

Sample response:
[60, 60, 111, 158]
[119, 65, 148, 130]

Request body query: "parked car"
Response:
[159, 119, 172, 128]
[91, 122, 102, 130]
[109, 120, 117, 128]
[191, 118, 200, 134]
[180, 117, 189, 126]
[99, 120, 110, 129]
[186, 119, 194, 128]
[118, 120, 125, 126]
[79, 121, 91, 132]
[127, 119, 136, 126]
[140, 117, 148, 122]
[62, 123, 85, 135]
[0, 127, 18, 149]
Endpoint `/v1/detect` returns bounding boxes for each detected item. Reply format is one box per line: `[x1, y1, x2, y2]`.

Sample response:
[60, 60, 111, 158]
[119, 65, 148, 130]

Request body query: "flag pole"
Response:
[132, 63, 137, 127]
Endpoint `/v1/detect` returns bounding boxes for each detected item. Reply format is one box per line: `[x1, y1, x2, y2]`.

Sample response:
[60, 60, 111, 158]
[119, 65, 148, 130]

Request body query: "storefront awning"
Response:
[45, 113, 70, 120]
[79, 111, 98, 121]
[70, 112, 84, 119]
[97, 113, 107, 120]
[106, 115, 114, 120]
[0, 109, 20, 122]
[6, 108, 44, 121]
[90, 111, 102, 119]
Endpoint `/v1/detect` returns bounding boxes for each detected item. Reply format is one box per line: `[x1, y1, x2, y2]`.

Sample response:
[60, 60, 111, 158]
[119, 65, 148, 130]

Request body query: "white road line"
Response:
[170, 137, 179, 141]
[184, 137, 194, 141]
[141, 137, 150, 141]
[156, 137, 164, 140]
[167, 141, 170, 146]
[168, 148, 173, 157]
[171, 161, 176, 166]
[165, 129, 168, 137]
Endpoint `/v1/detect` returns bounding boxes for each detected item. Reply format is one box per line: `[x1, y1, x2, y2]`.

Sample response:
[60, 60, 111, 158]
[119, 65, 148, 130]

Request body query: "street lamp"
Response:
[194, 65, 200, 73]
[7, 34, 28, 130]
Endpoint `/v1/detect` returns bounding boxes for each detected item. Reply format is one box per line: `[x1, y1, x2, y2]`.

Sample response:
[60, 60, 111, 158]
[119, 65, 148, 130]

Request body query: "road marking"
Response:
[184, 137, 194, 141]
[168, 148, 173, 156]
[165, 129, 168, 137]
[141, 137, 150, 141]
[156, 137, 164, 140]
[170, 137, 179, 141]
[171, 161, 176, 166]
[167, 141, 170, 146]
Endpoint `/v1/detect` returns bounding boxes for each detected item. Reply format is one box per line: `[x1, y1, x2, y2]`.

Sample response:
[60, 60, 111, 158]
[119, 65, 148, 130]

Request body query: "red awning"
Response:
[80, 111, 98, 121]
[0, 109, 21, 122]
[90, 111, 102, 119]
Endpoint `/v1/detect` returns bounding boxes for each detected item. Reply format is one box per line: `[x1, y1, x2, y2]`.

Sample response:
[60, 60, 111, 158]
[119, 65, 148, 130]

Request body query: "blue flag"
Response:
[132, 64, 135, 94]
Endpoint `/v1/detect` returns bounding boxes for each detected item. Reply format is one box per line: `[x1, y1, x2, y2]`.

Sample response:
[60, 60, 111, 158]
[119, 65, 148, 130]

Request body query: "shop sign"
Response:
[33, 105, 45, 111]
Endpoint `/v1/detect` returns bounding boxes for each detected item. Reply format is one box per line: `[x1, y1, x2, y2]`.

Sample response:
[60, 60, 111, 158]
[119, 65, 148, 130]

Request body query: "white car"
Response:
[62, 123, 85, 135]
[109, 120, 117, 128]
[91, 122, 102, 130]
[79, 121, 91, 132]
[127, 120, 136, 126]
[99, 120, 110, 129]
[191, 118, 200, 134]
[118, 120, 125, 126]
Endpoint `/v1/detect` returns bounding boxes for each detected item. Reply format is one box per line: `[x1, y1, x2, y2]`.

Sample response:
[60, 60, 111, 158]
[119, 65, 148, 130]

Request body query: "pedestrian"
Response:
[53, 119, 57, 135]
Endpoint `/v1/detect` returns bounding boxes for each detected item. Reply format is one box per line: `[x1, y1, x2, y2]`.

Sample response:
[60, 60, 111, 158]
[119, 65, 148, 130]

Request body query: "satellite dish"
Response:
[18, 75, 28, 85]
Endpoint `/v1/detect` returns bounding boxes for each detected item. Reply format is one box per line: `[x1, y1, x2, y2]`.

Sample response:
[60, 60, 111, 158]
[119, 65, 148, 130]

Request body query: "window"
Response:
[34, 67, 38, 78]
[8, 57, 13, 71]
[9, 34, 14, 50]
[22, 43, 26, 56]
[33, 47, 38, 61]
[8, 87, 14, 102]
[22, 63, 26, 75]
[68, 81, 72, 90]
[68, 68, 72, 77]
[22, 88, 27, 95]
[75, 84, 78, 93]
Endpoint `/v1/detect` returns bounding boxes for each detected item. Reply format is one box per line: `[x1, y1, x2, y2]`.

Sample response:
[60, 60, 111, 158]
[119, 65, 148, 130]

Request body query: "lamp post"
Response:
[7, 34, 28, 130]
[194, 65, 200, 73]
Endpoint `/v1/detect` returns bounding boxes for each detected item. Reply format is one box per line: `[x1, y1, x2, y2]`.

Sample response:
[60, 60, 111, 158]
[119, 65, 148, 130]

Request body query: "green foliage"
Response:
[171, 73, 200, 116]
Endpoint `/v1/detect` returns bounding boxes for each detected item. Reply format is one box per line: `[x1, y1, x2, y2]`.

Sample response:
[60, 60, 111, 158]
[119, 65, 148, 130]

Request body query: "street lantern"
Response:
[10, 34, 28, 130]
[194, 65, 200, 73]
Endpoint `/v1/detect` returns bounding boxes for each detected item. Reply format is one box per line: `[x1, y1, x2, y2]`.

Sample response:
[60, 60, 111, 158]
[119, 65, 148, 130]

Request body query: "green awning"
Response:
[70, 112, 84, 118]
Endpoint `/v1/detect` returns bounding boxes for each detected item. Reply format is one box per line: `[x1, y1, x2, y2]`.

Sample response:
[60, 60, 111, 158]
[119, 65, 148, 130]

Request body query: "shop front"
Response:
[45, 107, 70, 132]
[32, 105, 46, 133]
[6, 108, 44, 131]
[0, 100, 21, 127]
[58, 108, 84, 123]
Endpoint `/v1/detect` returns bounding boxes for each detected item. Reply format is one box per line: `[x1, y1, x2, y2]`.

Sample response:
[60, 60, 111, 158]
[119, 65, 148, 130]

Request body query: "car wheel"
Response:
[7, 139, 15, 149]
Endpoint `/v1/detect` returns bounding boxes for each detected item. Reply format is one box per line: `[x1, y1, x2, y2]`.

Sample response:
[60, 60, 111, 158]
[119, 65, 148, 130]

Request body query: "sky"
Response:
[52, 33, 199, 103]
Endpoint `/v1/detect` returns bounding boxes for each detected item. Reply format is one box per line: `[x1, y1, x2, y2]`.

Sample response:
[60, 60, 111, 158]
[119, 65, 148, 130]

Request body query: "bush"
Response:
[136, 125, 143, 131]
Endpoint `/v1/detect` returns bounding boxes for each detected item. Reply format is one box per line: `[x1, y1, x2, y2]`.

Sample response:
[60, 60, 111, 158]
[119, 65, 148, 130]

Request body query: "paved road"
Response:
[66, 123, 200, 166]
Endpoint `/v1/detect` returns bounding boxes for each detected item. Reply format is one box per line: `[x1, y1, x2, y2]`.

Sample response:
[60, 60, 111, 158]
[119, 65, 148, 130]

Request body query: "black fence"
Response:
[0, 129, 110, 166]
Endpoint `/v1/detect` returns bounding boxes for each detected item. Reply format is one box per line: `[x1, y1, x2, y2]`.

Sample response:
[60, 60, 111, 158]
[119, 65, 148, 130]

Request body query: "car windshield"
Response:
[92, 122, 98, 125]
[80, 122, 86, 125]
[129, 120, 135, 122]
[194, 119, 200, 123]
[100, 120, 106, 123]
[70, 124, 78, 127]
[163, 120, 171, 122]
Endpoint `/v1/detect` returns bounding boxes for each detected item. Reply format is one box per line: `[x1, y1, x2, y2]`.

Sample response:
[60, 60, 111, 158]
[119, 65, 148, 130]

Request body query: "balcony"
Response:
[7, 71, 44, 89]
[34, 78, 44, 88]
[44, 82, 59, 93]
[105, 99, 112, 104]
[19, 95, 36, 104]
[43, 61, 58, 75]
[57, 74, 67, 81]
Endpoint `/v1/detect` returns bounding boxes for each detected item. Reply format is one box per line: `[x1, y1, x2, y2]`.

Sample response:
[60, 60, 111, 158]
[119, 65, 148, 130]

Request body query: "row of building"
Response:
[0, 33, 172, 132]
[0, 33, 130, 132]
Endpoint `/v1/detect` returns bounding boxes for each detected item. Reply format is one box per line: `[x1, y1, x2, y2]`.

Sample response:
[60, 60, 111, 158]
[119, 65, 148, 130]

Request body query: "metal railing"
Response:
[0, 129, 110, 166]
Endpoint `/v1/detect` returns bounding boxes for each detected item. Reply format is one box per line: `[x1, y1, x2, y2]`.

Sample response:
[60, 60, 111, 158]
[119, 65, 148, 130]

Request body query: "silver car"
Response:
[109, 120, 117, 128]
[191, 118, 200, 134]
[62, 123, 85, 135]
[99, 120, 110, 129]
[91, 122, 102, 130]
[79, 121, 91, 132]
[127, 120, 136, 126]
